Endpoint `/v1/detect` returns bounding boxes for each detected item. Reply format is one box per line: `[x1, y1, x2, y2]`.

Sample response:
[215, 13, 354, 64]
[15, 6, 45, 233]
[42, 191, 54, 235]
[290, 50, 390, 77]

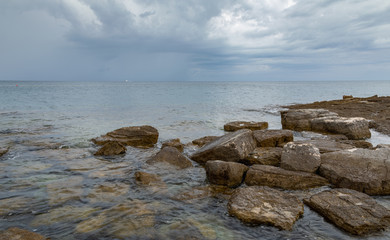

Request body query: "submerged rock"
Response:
[92, 125, 159, 148]
[162, 138, 184, 152]
[147, 146, 192, 169]
[191, 129, 256, 164]
[94, 141, 126, 156]
[192, 136, 220, 147]
[319, 148, 390, 195]
[0, 147, 8, 157]
[242, 147, 282, 166]
[46, 176, 84, 205]
[0, 227, 47, 240]
[304, 188, 390, 235]
[280, 142, 321, 173]
[86, 181, 129, 203]
[224, 121, 268, 132]
[228, 186, 304, 230]
[135, 171, 163, 186]
[205, 160, 248, 188]
[245, 165, 329, 190]
[252, 130, 293, 147]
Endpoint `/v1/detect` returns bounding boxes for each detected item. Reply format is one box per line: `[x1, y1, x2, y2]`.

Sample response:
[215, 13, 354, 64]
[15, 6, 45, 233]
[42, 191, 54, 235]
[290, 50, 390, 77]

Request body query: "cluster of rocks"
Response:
[87, 111, 390, 236]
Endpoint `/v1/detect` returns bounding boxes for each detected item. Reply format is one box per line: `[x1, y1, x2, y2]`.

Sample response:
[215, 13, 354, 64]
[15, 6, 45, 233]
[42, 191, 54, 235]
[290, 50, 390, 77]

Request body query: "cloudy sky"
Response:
[1, 0, 390, 81]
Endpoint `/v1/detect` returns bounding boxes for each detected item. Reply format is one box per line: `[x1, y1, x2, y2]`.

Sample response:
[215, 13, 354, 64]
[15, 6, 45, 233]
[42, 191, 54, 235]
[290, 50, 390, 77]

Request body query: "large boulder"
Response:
[191, 136, 220, 147]
[241, 147, 282, 166]
[319, 148, 390, 195]
[224, 121, 268, 132]
[245, 165, 329, 190]
[205, 160, 249, 188]
[147, 147, 192, 169]
[281, 109, 338, 131]
[280, 142, 321, 173]
[0, 227, 47, 240]
[311, 117, 371, 140]
[94, 141, 126, 156]
[304, 188, 390, 235]
[92, 125, 158, 148]
[252, 130, 293, 147]
[161, 138, 184, 152]
[295, 139, 354, 153]
[190, 129, 256, 165]
[228, 186, 304, 230]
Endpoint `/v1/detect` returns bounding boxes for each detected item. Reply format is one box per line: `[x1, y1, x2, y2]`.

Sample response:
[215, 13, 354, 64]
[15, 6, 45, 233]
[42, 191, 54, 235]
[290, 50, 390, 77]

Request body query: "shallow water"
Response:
[1, 81, 390, 239]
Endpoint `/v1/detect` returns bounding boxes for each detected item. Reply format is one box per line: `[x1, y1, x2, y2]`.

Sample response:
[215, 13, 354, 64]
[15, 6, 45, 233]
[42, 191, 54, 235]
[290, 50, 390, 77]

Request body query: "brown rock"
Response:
[304, 188, 390, 235]
[241, 147, 282, 166]
[94, 141, 126, 156]
[135, 171, 162, 185]
[280, 142, 321, 173]
[92, 125, 158, 148]
[224, 121, 268, 132]
[147, 146, 192, 169]
[295, 139, 354, 153]
[0, 147, 8, 157]
[228, 186, 304, 230]
[281, 109, 338, 131]
[245, 165, 329, 190]
[252, 130, 293, 147]
[338, 140, 373, 149]
[205, 160, 249, 188]
[0, 227, 47, 240]
[162, 138, 184, 152]
[191, 136, 220, 147]
[311, 117, 371, 140]
[343, 95, 353, 100]
[190, 129, 256, 164]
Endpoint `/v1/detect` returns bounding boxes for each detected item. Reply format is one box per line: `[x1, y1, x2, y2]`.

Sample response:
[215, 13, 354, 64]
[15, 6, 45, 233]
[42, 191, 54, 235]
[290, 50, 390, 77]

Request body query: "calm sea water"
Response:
[1, 80, 390, 240]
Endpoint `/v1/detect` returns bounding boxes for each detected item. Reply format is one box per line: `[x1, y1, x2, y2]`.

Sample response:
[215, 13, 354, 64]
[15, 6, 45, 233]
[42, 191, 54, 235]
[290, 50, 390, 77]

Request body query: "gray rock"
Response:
[280, 142, 321, 173]
[311, 117, 371, 140]
[241, 147, 282, 166]
[337, 140, 373, 149]
[295, 139, 354, 153]
[205, 160, 249, 188]
[161, 138, 184, 152]
[304, 188, 390, 235]
[191, 136, 220, 147]
[281, 109, 338, 131]
[228, 186, 304, 230]
[245, 165, 329, 190]
[190, 129, 256, 165]
[94, 141, 126, 156]
[147, 147, 192, 169]
[319, 148, 390, 195]
[252, 129, 293, 147]
[224, 121, 268, 132]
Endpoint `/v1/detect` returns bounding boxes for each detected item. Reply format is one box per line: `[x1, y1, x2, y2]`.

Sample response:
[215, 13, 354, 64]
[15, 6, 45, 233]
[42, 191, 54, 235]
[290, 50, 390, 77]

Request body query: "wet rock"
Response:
[281, 109, 338, 131]
[224, 121, 268, 132]
[280, 142, 321, 173]
[319, 148, 390, 195]
[94, 141, 126, 156]
[147, 146, 192, 169]
[162, 138, 184, 152]
[192, 136, 220, 147]
[294, 139, 354, 153]
[304, 188, 390, 235]
[241, 147, 282, 166]
[0, 196, 30, 216]
[205, 160, 248, 188]
[191, 129, 256, 164]
[0, 227, 47, 240]
[92, 125, 159, 148]
[228, 186, 304, 230]
[311, 117, 371, 140]
[252, 130, 293, 147]
[338, 140, 373, 149]
[89, 162, 131, 179]
[245, 165, 329, 190]
[0, 147, 8, 157]
[173, 185, 233, 202]
[87, 181, 129, 203]
[46, 176, 84, 205]
[135, 171, 163, 186]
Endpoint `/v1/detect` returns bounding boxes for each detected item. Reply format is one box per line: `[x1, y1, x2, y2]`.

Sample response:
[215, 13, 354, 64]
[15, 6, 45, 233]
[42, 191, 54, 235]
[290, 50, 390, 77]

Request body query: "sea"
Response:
[1, 80, 390, 240]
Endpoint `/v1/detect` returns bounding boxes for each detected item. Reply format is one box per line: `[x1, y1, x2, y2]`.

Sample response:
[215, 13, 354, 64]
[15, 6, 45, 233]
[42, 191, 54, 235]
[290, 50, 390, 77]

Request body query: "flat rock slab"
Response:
[192, 136, 220, 147]
[253, 130, 293, 147]
[191, 129, 256, 164]
[92, 125, 158, 148]
[281, 109, 338, 131]
[319, 148, 390, 195]
[311, 117, 371, 140]
[242, 147, 282, 166]
[245, 165, 329, 190]
[304, 188, 390, 235]
[162, 138, 184, 152]
[205, 160, 249, 188]
[228, 186, 304, 230]
[147, 146, 192, 169]
[94, 141, 126, 156]
[295, 139, 354, 153]
[280, 142, 321, 173]
[0, 227, 47, 240]
[224, 121, 268, 132]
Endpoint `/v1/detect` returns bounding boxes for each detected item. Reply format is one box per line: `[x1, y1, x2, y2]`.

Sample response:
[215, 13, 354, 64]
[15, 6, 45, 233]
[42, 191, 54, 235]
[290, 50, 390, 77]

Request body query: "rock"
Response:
[94, 141, 126, 156]
[92, 125, 158, 148]
[319, 148, 390, 195]
[245, 165, 329, 190]
[337, 140, 373, 149]
[304, 188, 390, 235]
[241, 147, 282, 166]
[0, 227, 47, 240]
[377, 144, 390, 149]
[135, 171, 163, 185]
[173, 185, 233, 202]
[86, 181, 129, 203]
[46, 176, 84, 205]
[228, 186, 304, 230]
[0, 147, 8, 157]
[343, 95, 353, 100]
[281, 109, 338, 131]
[192, 136, 220, 147]
[205, 160, 249, 188]
[280, 142, 321, 173]
[162, 138, 184, 152]
[311, 117, 371, 140]
[252, 130, 293, 147]
[147, 146, 192, 169]
[224, 121, 268, 132]
[295, 139, 354, 153]
[190, 129, 256, 164]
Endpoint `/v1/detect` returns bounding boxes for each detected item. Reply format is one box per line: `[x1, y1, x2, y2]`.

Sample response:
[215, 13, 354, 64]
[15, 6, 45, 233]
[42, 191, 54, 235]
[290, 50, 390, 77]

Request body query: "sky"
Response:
[1, 0, 390, 81]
